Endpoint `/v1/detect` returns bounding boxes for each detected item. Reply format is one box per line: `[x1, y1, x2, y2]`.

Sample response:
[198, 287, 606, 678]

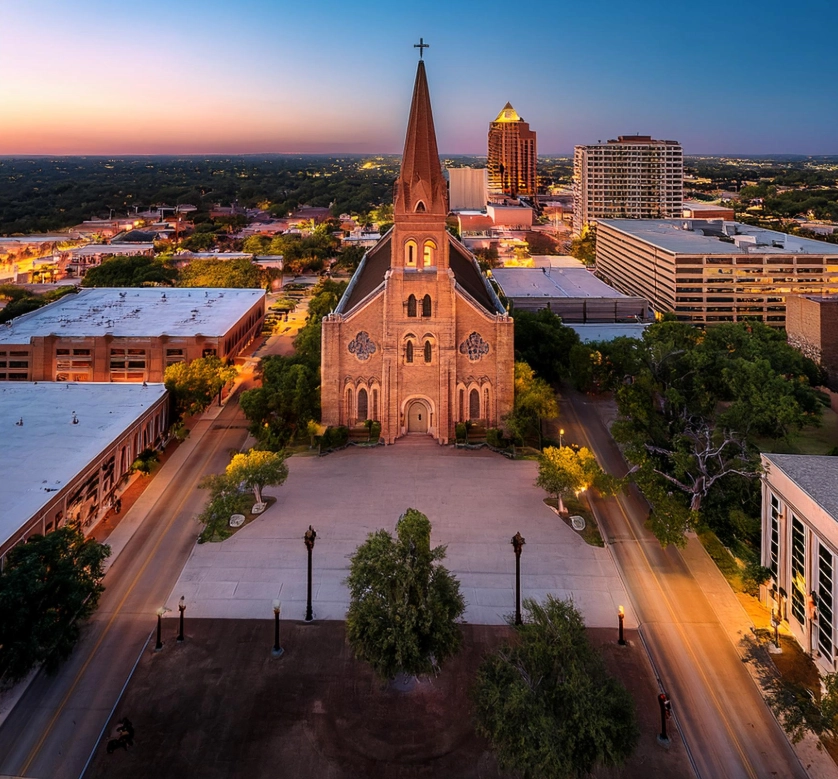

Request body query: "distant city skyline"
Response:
[2, 0, 837, 156]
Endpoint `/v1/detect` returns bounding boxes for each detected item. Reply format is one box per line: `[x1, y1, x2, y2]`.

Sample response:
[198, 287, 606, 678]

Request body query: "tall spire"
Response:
[394, 59, 448, 219]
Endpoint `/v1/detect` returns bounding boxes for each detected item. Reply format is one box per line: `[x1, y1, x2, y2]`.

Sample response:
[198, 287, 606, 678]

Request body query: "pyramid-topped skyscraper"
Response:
[488, 101, 537, 197]
[321, 56, 514, 444]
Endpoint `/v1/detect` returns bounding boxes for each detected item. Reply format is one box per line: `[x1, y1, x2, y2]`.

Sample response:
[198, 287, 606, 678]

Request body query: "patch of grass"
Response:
[697, 528, 744, 591]
[543, 496, 605, 547]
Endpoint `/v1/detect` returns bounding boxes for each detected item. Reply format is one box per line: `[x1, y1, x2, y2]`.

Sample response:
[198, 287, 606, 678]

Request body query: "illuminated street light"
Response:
[155, 606, 170, 651]
[559, 428, 565, 448]
[618, 605, 626, 646]
[272, 599, 284, 657]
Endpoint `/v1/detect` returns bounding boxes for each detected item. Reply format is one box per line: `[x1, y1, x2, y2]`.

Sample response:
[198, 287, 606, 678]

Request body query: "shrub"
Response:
[486, 428, 507, 448]
[322, 425, 349, 449]
[455, 422, 467, 443]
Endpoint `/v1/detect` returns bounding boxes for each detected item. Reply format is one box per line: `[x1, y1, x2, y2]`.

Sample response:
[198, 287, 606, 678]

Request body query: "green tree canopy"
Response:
[504, 361, 559, 448]
[345, 508, 465, 679]
[536, 445, 612, 512]
[225, 448, 288, 504]
[177, 257, 262, 288]
[164, 356, 237, 417]
[473, 595, 638, 779]
[0, 527, 110, 683]
[80, 255, 178, 287]
[514, 308, 581, 384]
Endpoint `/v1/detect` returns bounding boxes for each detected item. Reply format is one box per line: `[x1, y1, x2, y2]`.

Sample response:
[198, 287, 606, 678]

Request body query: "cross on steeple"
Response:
[414, 37, 429, 59]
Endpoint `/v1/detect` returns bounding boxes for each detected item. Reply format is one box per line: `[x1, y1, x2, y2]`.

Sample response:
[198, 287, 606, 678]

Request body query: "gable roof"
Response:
[337, 234, 391, 313]
[449, 238, 504, 314]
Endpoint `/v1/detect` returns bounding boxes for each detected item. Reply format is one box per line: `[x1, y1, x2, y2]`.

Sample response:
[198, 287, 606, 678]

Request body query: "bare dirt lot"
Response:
[86, 620, 691, 779]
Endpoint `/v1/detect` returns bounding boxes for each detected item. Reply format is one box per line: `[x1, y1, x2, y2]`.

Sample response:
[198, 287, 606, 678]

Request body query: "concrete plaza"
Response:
[169, 439, 634, 628]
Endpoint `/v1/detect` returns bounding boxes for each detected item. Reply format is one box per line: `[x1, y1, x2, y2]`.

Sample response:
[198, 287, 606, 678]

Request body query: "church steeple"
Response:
[394, 59, 448, 220]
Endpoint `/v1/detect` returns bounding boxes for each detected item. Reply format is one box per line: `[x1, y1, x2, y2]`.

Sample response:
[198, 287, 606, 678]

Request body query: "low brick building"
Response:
[0, 287, 265, 383]
[786, 295, 838, 389]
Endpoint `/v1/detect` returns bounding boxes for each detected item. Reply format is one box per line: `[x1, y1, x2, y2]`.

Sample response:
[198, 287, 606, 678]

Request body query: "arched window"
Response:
[405, 341, 414, 363]
[372, 388, 379, 421]
[346, 388, 354, 424]
[483, 387, 490, 420]
[423, 240, 435, 267]
[415, 201, 426, 213]
[405, 240, 417, 267]
[422, 294, 431, 317]
[357, 388, 368, 421]
[469, 388, 480, 420]
[424, 340, 432, 363]
[407, 294, 417, 317]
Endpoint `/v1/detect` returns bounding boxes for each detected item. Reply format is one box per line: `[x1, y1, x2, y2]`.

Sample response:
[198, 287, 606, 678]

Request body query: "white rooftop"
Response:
[0, 287, 265, 342]
[599, 219, 838, 256]
[566, 323, 650, 342]
[492, 267, 629, 299]
[66, 243, 154, 256]
[0, 382, 168, 549]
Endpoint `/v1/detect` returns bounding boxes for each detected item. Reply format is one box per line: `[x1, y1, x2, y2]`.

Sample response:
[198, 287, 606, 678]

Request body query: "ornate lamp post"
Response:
[618, 605, 626, 646]
[304, 525, 317, 622]
[177, 596, 186, 643]
[511, 532, 526, 626]
[559, 428, 565, 448]
[155, 606, 170, 651]
[272, 600, 284, 657]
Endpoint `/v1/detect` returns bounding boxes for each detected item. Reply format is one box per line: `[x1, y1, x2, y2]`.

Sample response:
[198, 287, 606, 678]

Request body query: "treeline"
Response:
[0, 156, 399, 235]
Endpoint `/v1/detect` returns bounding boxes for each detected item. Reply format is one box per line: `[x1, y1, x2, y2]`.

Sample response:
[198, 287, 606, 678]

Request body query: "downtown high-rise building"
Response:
[572, 135, 683, 235]
[487, 103, 537, 198]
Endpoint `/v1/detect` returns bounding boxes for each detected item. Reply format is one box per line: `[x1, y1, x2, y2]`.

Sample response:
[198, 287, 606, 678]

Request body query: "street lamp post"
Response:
[511, 532, 526, 626]
[658, 692, 671, 745]
[155, 606, 170, 651]
[272, 600, 284, 657]
[304, 525, 317, 622]
[559, 428, 565, 448]
[177, 596, 186, 643]
[618, 605, 626, 646]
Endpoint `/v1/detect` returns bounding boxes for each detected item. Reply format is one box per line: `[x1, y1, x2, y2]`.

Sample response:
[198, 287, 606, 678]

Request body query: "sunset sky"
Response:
[2, 0, 836, 156]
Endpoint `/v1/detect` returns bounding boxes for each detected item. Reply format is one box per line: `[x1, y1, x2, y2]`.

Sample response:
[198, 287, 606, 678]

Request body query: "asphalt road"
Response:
[564, 390, 806, 779]
[0, 394, 250, 779]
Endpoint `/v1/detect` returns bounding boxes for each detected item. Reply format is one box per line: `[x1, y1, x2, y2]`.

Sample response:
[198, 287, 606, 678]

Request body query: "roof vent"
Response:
[15, 417, 23, 426]
[72, 411, 79, 425]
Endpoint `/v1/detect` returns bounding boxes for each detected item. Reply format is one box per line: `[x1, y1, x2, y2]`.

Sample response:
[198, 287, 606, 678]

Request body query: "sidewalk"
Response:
[680, 535, 838, 779]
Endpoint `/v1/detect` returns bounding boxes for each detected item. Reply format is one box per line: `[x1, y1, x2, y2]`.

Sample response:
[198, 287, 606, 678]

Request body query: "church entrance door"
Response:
[406, 401, 429, 433]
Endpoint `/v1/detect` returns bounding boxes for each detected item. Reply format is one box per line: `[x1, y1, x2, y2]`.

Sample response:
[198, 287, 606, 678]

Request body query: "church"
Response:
[321, 54, 514, 444]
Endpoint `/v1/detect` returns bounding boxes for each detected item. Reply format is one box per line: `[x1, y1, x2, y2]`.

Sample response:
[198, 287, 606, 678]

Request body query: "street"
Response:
[0, 392, 251, 779]
[564, 390, 806, 779]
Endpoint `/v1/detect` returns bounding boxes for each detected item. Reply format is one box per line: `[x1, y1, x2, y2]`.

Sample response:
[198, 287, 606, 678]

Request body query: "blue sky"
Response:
[2, 0, 836, 154]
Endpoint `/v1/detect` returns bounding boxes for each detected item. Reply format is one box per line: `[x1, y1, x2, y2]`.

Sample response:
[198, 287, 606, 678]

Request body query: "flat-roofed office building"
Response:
[573, 136, 683, 236]
[0, 382, 168, 562]
[596, 219, 838, 327]
[0, 287, 265, 382]
[760, 453, 838, 674]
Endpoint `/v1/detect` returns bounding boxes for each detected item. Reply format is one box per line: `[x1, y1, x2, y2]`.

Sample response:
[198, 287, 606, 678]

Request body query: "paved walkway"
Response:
[169, 438, 634, 628]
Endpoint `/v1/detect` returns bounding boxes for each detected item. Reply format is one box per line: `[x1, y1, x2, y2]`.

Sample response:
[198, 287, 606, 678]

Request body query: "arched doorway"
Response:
[407, 400, 429, 433]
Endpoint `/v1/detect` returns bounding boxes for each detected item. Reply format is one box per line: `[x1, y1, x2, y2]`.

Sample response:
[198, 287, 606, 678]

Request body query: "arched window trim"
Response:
[421, 294, 431, 317]
[415, 201, 426, 213]
[405, 341, 414, 364]
[357, 387, 369, 421]
[407, 294, 417, 317]
[423, 240, 436, 267]
[468, 388, 480, 421]
[405, 239, 417, 267]
[424, 340, 432, 363]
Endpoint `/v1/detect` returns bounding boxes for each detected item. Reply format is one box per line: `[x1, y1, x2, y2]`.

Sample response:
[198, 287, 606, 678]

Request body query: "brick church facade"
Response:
[321, 59, 514, 444]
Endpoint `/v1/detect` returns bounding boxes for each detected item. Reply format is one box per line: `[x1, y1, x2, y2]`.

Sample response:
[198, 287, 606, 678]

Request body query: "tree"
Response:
[504, 362, 559, 449]
[513, 308, 581, 384]
[196, 473, 245, 543]
[536, 445, 611, 513]
[225, 448, 288, 505]
[131, 447, 159, 476]
[164, 356, 237, 417]
[345, 509, 465, 679]
[0, 527, 110, 683]
[178, 258, 262, 288]
[334, 244, 365, 272]
[79, 255, 178, 288]
[569, 225, 596, 265]
[473, 596, 638, 779]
